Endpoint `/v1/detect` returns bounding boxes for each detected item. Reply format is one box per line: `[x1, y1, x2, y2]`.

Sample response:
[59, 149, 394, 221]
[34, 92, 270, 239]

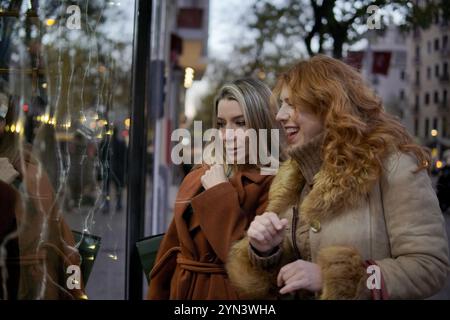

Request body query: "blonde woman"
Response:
[227, 55, 450, 300]
[147, 78, 280, 299]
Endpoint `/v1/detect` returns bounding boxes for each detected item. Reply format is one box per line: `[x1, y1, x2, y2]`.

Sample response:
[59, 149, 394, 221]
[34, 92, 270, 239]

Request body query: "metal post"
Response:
[149, 0, 167, 235]
[125, 0, 152, 300]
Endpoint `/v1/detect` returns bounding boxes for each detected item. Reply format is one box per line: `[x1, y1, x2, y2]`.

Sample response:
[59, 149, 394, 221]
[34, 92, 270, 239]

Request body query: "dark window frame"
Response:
[125, 0, 153, 300]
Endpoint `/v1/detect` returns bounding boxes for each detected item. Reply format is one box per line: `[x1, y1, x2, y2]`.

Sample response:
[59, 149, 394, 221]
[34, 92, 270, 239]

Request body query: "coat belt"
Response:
[177, 254, 226, 274]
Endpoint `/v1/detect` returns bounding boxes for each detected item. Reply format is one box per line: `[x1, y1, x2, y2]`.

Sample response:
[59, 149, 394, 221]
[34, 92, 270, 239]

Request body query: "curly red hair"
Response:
[272, 54, 430, 188]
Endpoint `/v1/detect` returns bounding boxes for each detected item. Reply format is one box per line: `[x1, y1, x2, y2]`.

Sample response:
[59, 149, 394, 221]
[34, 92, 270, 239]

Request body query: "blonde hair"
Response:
[212, 78, 281, 173]
[272, 54, 429, 188]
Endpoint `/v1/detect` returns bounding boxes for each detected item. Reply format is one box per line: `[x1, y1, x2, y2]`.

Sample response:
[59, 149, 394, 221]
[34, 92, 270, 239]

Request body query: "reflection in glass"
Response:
[0, 0, 135, 299]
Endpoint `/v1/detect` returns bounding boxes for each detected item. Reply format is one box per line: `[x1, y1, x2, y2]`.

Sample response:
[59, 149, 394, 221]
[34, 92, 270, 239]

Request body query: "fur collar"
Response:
[266, 156, 378, 224]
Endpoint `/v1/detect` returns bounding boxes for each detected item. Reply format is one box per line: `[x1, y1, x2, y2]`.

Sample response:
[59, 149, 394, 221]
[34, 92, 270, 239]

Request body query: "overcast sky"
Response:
[207, 0, 253, 58]
[184, 0, 400, 119]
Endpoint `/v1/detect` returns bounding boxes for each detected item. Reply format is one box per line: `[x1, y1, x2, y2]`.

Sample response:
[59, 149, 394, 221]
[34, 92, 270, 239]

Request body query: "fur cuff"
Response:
[317, 246, 366, 300]
[226, 237, 278, 299]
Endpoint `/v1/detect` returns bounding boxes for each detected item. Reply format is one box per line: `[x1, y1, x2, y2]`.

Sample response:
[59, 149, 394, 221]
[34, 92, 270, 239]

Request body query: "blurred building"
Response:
[346, 28, 409, 135]
[176, 0, 209, 81]
[149, 0, 209, 235]
[363, 28, 409, 126]
[346, 6, 450, 161]
[406, 7, 449, 155]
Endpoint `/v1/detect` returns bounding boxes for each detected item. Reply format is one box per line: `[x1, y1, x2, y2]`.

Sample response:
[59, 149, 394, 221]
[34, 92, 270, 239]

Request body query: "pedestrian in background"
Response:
[437, 150, 450, 213]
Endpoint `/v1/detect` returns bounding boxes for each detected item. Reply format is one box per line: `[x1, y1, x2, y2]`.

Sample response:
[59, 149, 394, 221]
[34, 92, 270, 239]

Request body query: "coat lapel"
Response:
[173, 167, 206, 258]
[231, 169, 267, 205]
[174, 167, 268, 259]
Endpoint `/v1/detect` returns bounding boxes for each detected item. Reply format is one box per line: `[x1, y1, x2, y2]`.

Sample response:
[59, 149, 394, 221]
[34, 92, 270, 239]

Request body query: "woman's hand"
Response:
[200, 164, 228, 190]
[0, 157, 19, 184]
[277, 260, 323, 294]
[247, 212, 288, 254]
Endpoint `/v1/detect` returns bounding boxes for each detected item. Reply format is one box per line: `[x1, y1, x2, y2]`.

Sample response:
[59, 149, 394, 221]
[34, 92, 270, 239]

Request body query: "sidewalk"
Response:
[63, 190, 126, 300]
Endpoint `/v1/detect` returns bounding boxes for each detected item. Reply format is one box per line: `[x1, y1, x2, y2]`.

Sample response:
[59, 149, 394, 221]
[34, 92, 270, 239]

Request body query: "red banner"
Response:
[372, 51, 392, 75]
[345, 51, 365, 71]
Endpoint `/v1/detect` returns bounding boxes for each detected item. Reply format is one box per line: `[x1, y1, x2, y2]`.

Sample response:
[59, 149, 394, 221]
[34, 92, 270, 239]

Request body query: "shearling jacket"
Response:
[227, 145, 450, 299]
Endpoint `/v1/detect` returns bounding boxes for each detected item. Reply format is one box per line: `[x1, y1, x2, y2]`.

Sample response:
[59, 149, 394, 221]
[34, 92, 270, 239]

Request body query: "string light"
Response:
[108, 254, 118, 261]
[124, 118, 130, 129]
[45, 19, 56, 26]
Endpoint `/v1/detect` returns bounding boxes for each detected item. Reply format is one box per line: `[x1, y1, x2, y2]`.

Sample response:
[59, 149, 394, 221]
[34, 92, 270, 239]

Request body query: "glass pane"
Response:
[0, 0, 135, 299]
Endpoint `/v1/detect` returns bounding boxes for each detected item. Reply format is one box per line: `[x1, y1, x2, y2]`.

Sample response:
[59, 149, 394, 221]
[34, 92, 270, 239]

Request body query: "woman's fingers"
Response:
[277, 260, 323, 294]
[248, 212, 288, 253]
[280, 218, 289, 228]
[279, 279, 308, 295]
[200, 165, 228, 189]
[253, 222, 274, 241]
[266, 213, 285, 231]
[255, 215, 277, 236]
[247, 227, 265, 242]
[248, 223, 272, 243]
[277, 261, 301, 287]
[258, 213, 287, 236]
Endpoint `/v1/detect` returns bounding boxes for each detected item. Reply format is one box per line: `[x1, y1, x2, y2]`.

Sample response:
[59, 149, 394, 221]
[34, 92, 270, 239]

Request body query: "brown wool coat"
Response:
[147, 166, 273, 300]
[0, 148, 85, 300]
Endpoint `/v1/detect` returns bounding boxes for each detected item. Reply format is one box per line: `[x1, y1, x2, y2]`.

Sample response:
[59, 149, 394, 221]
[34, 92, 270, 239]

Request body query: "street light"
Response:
[184, 67, 194, 88]
[430, 129, 442, 170]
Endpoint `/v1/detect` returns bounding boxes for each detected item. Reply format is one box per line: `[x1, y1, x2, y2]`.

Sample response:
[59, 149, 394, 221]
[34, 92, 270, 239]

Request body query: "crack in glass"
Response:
[0, 0, 134, 299]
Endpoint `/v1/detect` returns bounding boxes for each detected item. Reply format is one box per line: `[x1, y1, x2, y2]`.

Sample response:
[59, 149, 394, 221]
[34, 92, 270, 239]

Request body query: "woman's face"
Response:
[216, 99, 248, 163]
[276, 86, 324, 151]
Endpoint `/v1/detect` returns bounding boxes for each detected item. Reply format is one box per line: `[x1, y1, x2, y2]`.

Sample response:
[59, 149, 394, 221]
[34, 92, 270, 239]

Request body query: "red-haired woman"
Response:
[227, 55, 449, 299]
